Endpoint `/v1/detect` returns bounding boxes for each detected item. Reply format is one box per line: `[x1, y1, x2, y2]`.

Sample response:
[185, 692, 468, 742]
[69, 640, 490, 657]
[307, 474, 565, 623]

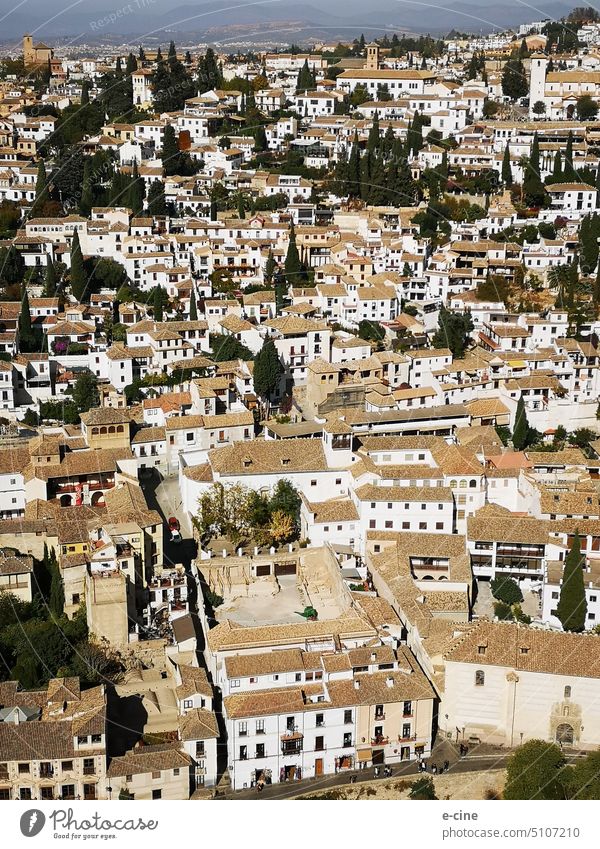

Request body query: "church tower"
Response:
[529, 53, 548, 116]
[366, 43, 380, 71]
[23, 34, 34, 67]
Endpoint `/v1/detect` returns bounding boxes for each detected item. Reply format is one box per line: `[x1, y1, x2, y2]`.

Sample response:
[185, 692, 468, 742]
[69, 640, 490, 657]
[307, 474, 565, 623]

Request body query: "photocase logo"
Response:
[20, 810, 46, 837]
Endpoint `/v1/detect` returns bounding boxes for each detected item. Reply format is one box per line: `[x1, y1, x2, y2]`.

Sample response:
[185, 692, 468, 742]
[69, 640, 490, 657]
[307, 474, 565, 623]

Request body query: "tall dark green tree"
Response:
[563, 131, 576, 180]
[30, 160, 48, 217]
[523, 132, 545, 207]
[296, 59, 315, 92]
[501, 57, 528, 100]
[70, 230, 86, 302]
[19, 285, 35, 352]
[189, 287, 198, 321]
[284, 223, 302, 285]
[512, 395, 530, 451]
[147, 180, 168, 216]
[557, 532, 587, 633]
[265, 249, 276, 284]
[43, 257, 57, 297]
[502, 144, 513, 186]
[197, 47, 222, 94]
[253, 338, 283, 403]
[162, 124, 181, 176]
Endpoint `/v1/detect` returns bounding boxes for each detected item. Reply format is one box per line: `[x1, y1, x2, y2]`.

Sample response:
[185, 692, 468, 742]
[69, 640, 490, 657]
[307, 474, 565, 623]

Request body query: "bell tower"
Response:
[366, 43, 380, 71]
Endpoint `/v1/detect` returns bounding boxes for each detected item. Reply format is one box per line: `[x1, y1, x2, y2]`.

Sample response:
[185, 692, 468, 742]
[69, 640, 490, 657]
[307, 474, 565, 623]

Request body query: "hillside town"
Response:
[2, 6, 600, 804]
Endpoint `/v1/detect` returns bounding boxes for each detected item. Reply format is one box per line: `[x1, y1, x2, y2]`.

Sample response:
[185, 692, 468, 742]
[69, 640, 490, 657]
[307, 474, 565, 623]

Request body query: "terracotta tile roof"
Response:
[107, 743, 191, 777]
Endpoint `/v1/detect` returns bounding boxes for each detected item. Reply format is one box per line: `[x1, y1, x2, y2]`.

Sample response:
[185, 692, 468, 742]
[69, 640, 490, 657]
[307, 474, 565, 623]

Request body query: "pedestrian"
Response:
[444, 760, 450, 772]
[432, 764, 437, 775]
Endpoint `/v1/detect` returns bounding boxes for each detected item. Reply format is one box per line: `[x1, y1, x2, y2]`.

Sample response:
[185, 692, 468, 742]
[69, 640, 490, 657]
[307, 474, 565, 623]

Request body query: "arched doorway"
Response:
[91, 490, 105, 507]
[59, 493, 73, 507]
[556, 723, 574, 745]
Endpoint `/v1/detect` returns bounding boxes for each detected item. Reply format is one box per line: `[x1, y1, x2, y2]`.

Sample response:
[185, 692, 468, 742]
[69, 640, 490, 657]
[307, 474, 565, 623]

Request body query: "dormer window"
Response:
[477, 645, 486, 655]
[520, 647, 529, 654]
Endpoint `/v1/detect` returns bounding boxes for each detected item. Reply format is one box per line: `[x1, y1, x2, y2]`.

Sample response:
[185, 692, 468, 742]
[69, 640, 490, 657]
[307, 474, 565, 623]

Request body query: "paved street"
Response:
[140, 470, 196, 570]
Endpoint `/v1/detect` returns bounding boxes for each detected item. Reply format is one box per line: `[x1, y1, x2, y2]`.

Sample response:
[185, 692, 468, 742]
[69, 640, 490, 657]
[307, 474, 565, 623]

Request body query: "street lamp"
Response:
[106, 785, 112, 800]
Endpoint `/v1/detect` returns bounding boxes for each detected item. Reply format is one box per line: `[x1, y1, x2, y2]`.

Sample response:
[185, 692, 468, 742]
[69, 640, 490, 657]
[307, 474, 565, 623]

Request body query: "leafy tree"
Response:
[501, 57, 528, 100]
[432, 306, 473, 357]
[197, 47, 222, 94]
[269, 479, 301, 526]
[532, 100, 546, 116]
[358, 319, 385, 342]
[194, 481, 254, 546]
[567, 750, 600, 798]
[269, 510, 295, 545]
[210, 334, 253, 362]
[512, 396, 530, 451]
[557, 532, 587, 633]
[254, 124, 268, 153]
[0, 244, 24, 286]
[504, 741, 568, 800]
[72, 371, 99, 413]
[70, 230, 86, 302]
[490, 576, 523, 605]
[576, 94, 598, 121]
[253, 338, 283, 402]
[147, 180, 168, 216]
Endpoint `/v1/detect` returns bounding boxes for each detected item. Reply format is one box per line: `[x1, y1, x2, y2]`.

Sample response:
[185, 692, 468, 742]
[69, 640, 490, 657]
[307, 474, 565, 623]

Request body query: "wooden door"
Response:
[314, 758, 323, 776]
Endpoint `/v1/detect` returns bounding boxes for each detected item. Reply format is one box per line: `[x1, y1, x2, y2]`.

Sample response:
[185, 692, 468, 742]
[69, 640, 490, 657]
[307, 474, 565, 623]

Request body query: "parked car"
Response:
[170, 529, 182, 544]
[168, 516, 180, 531]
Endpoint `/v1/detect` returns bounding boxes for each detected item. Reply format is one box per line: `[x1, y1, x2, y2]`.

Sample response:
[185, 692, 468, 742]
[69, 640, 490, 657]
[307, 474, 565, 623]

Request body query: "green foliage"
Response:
[197, 47, 223, 94]
[432, 306, 473, 357]
[204, 588, 224, 609]
[209, 333, 253, 362]
[358, 320, 385, 342]
[501, 57, 528, 100]
[491, 577, 523, 605]
[512, 396, 530, 451]
[39, 398, 79, 425]
[557, 533, 587, 633]
[253, 338, 284, 401]
[504, 741, 568, 800]
[72, 371, 99, 414]
[493, 600, 514, 620]
[409, 777, 437, 800]
[70, 230, 86, 302]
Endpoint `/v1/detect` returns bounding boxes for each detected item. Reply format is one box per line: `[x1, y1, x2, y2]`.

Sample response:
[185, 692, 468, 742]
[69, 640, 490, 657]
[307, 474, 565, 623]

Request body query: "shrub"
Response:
[490, 576, 523, 605]
[494, 600, 514, 620]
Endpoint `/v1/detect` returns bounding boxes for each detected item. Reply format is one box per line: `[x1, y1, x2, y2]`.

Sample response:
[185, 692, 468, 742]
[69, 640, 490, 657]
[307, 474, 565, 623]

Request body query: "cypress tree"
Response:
[284, 223, 301, 285]
[347, 132, 361, 198]
[70, 230, 86, 302]
[265, 249, 276, 284]
[79, 159, 93, 217]
[189, 288, 198, 321]
[19, 285, 33, 351]
[367, 110, 380, 153]
[512, 395, 530, 451]
[564, 131, 576, 180]
[31, 160, 47, 216]
[253, 338, 283, 402]
[594, 262, 600, 309]
[557, 532, 587, 632]
[43, 257, 57, 297]
[162, 124, 180, 176]
[49, 554, 64, 619]
[147, 180, 167, 216]
[502, 144, 512, 186]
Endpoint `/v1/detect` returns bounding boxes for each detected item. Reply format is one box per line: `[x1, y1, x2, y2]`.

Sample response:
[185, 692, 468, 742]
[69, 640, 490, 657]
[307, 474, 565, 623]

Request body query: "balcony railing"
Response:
[371, 736, 389, 746]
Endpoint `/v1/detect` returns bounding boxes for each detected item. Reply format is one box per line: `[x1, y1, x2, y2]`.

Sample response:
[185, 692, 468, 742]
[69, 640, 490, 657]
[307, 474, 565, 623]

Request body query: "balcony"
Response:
[374, 712, 385, 721]
[371, 736, 389, 746]
[281, 732, 303, 755]
[83, 766, 95, 776]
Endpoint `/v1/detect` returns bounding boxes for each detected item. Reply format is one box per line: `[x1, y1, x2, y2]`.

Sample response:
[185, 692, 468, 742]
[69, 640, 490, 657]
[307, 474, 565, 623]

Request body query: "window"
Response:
[62, 784, 75, 799]
[316, 713, 324, 727]
[402, 723, 411, 739]
[255, 743, 265, 759]
[256, 720, 265, 734]
[152, 789, 162, 800]
[18, 763, 29, 774]
[564, 686, 571, 699]
[61, 761, 73, 772]
[343, 732, 352, 747]
[230, 679, 240, 689]
[239, 746, 247, 760]
[20, 787, 32, 800]
[475, 670, 485, 686]
[152, 771, 161, 779]
[239, 722, 248, 736]
[375, 704, 384, 719]
[419, 522, 427, 530]
[403, 701, 412, 717]
[344, 709, 352, 724]
[184, 699, 193, 709]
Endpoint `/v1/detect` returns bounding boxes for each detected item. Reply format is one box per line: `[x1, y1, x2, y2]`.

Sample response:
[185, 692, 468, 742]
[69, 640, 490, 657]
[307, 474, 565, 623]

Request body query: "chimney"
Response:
[370, 652, 376, 662]
[386, 676, 394, 688]
[354, 679, 360, 690]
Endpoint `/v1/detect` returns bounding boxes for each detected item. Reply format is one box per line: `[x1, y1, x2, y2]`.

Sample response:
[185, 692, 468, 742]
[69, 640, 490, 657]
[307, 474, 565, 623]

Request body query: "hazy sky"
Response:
[0, 0, 574, 40]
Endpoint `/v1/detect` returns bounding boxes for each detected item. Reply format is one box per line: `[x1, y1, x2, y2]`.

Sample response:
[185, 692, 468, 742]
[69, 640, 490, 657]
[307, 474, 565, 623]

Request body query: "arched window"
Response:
[108, 426, 115, 434]
[116, 425, 124, 433]
[469, 479, 477, 488]
[100, 426, 107, 434]
[450, 480, 457, 489]
[92, 427, 99, 435]
[564, 685, 571, 699]
[475, 670, 485, 686]
[459, 480, 467, 489]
